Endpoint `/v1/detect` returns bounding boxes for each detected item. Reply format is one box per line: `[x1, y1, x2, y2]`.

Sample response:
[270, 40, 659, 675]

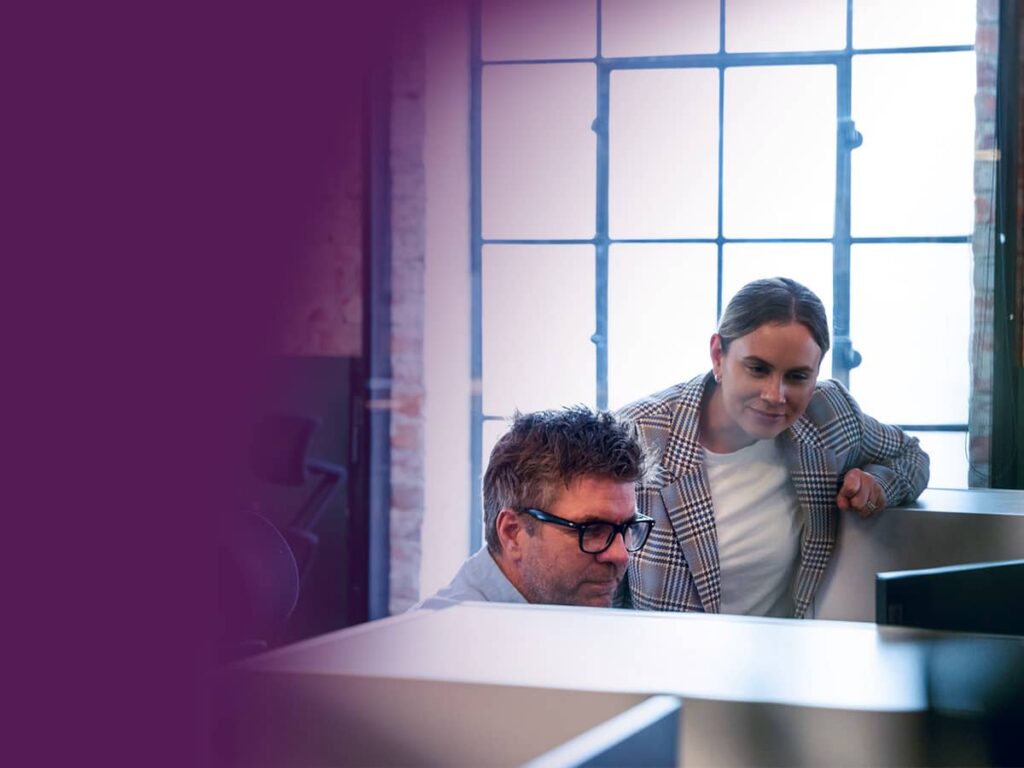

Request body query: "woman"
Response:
[620, 277, 929, 618]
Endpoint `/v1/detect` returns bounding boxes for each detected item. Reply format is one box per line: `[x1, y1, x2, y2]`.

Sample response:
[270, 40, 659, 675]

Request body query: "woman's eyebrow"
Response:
[742, 355, 815, 373]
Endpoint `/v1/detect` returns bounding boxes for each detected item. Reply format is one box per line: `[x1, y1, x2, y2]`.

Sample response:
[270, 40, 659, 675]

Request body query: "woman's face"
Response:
[709, 321, 822, 451]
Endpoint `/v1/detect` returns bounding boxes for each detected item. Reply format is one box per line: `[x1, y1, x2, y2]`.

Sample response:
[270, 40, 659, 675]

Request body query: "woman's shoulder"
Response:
[617, 374, 708, 482]
[617, 373, 708, 425]
[805, 377, 862, 424]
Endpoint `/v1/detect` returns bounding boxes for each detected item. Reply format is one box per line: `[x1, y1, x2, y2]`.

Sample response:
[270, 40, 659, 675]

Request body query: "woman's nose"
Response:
[762, 376, 785, 404]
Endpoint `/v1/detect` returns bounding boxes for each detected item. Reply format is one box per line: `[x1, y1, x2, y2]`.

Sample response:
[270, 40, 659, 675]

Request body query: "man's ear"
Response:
[710, 333, 724, 379]
[495, 508, 525, 561]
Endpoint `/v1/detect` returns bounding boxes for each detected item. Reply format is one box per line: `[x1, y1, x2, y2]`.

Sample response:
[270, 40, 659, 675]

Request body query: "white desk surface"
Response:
[241, 490, 1023, 717]
[241, 602, 1024, 713]
[894, 487, 1023, 516]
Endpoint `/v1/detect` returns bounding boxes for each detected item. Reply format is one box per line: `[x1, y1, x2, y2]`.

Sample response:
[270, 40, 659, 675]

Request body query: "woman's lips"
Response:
[750, 408, 786, 422]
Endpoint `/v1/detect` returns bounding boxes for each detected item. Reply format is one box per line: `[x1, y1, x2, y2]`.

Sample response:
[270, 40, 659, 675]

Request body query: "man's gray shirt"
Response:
[416, 547, 527, 609]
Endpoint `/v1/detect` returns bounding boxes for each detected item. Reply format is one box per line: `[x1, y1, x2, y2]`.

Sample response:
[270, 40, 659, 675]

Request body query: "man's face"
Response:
[512, 475, 636, 608]
[709, 321, 821, 452]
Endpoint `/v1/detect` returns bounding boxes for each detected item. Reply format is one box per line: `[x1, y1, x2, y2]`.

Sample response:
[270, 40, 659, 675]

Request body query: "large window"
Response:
[471, 0, 979, 544]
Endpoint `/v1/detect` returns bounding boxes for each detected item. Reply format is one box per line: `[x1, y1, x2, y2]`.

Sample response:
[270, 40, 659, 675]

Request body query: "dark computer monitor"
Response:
[876, 559, 1024, 636]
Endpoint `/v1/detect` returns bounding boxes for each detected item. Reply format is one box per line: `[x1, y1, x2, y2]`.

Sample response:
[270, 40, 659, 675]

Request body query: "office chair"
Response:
[247, 413, 347, 585]
[218, 413, 347, 660]
[218, 509, 300, 660]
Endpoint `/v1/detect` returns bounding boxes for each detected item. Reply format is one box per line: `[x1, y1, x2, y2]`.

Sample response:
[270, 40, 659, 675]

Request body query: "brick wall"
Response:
[270, 8, 430, 613]
[277, 126, 364, 357]
[388, 10, 428, 613]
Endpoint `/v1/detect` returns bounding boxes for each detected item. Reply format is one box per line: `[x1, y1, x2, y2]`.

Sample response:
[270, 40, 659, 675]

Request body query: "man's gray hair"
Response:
[482, 406, 647, 553]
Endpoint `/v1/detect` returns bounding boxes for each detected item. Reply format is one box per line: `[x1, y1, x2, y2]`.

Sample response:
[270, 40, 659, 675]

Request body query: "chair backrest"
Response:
[218, 510, 300, 660]
[227, 411, 348, 653]
[248, 413, 320, 487]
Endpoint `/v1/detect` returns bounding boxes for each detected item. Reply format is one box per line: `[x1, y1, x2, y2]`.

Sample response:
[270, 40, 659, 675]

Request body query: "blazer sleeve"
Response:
[818, 380, 930, 506]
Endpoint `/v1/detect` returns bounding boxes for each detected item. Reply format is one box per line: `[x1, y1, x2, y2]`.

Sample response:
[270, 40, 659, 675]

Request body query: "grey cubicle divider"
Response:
[815, 489, 1024, 621]
[876, 558, 1024, 636]
[216, 670, 653, 767]
[521, 695, 681, 768]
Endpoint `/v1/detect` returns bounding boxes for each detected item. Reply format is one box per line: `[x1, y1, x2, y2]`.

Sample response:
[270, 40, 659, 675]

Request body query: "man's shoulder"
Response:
[432, 550, 494, 601]
[414, 548, 526, 610]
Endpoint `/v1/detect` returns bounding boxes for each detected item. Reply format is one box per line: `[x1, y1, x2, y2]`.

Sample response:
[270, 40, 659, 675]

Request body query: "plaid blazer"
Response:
[619, 372, 930, 618]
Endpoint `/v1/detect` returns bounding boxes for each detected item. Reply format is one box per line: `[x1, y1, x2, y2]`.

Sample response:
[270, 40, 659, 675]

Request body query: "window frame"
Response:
[469, 0, 976, 549]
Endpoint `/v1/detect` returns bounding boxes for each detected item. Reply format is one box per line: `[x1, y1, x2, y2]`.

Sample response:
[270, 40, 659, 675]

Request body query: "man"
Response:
[418, 406, 652, 609]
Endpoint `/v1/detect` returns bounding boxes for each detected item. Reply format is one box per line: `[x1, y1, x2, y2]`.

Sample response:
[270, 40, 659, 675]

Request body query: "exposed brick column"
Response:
[277, 127, 364, 357]
[388, 10, 428, 612]
[970, 0, 1001, 486]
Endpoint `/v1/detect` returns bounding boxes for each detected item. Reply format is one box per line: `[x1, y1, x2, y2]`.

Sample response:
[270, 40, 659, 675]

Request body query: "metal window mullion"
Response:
[595, 62, 610, 410]
[832, 52, 853, 386]
[714, 0, 726, 318]
[483, 238, 597, 245]
[716, 62, 726, 319]
[365, 57, 393, 621]
[852, 235, 972, 244]
[469, 0, 484, 553]
[482, 49, 971, 71]
[484, 236, 846, 245]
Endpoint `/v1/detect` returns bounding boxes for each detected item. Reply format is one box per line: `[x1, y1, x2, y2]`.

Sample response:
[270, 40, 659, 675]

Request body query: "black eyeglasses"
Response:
[519, 507, 655, 554]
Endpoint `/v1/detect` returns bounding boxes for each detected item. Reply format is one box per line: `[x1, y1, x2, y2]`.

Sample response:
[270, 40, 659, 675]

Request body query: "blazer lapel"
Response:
[657, 374, 722, 613]
[660, 471, 721, 613]
[782, 417, 839, 618]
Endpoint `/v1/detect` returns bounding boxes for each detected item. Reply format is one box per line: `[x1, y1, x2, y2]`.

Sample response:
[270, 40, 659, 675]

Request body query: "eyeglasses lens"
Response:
[624, 522, 648, 552]
[582, 524, 613, 554]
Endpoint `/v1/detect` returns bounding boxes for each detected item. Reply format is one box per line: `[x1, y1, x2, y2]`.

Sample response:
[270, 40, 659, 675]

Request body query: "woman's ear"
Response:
[710, 334, 724, 380]
[495, 508, 524, 560]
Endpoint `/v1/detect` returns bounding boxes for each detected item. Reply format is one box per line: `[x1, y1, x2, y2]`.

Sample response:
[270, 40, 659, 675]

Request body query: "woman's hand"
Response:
[837, 468, 887, 518]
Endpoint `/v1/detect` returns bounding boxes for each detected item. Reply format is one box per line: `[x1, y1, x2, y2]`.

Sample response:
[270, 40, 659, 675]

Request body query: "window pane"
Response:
[481, 0, 595, 61]
[482, 245, 595, 413]
[721, 243, 834, 376]
[726, 0, 846, 53]
[851, 52, 976, 237]
[907, 431, 968, 489]
[482, 64, 596, 239]
[602, 0, 719, 57]
[853, 0, 976, 49]
[610, 69, 719, 239]
[482, 419, 512, 479]
[849, 244, 970, 424]
[608, 244, 718, 410]
[723, 66, 836, 238]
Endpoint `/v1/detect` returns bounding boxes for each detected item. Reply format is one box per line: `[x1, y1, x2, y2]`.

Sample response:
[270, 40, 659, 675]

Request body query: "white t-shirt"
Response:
[703, 438, 803, 617]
